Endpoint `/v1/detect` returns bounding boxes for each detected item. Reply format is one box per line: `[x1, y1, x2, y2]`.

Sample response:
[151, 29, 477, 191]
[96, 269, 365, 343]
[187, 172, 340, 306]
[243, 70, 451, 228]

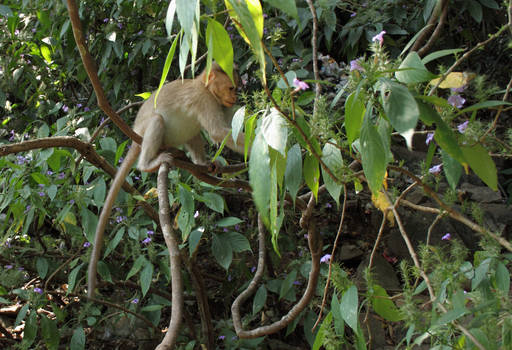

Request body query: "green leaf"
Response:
[340, 285, 359, 332]
[36, 257, 49, 279]
[461, 144, 497, 190]
[140, 261, 154, 297]
[422, 49, 464, 64]
[263, 0, 298, 19]
[70, 327, 85, 350]
[216, 217, 243, 227]
[165, 0, 177, 36]
[249, 132, 271, 225]
[434, 306, 468, 326]
[203, 192, 224, 213]
[370, 285, 403, 321]
[478, 0, 499, 9]
[22, 311, 37, 348]
[331, 293, 345, 337]
[279, 269, 297, 300]
[154, 32, 180, 107]
[434, 121, 466, 165]
[313, 312, 333, 350]
[262, 108, 288, 156]
[495, 262, 510, 294]
[104, 228, 125, 258]
[176, 0, 198, 38]
[360, 119, 388, 194]
[458, 100, 512, 115]
[344, 92, 365, 146]
[31, 172, 50, 186]
[126, 256, 146, 280]
[0, 5, 13, 17]
[225, 231, 251, 253]
[252, 284, 267, 315]
[41, 315, 60, 350]
[441, 149, 462, 190]
[277, 71, 297, 89]
[206, 19, 234, 82]
[68, 263, 83, 293]
[40, 45, 52, 63]
[380, 79, 419, 134]
[188, 228, 204, 255]
[396, 51, 437, 84]
[321, 142, 343, 206]
[97, 261, 112, 283]
[231, 106, 246, 145]
[212, 233, 233, 270]
[285, 144, 302, 204]
[93, 178, 106, 206]
[80, 208, 98, 243]
[304, 153, 320, 200]
[467, 0, 483, 22]
[47, 184, 58, 201]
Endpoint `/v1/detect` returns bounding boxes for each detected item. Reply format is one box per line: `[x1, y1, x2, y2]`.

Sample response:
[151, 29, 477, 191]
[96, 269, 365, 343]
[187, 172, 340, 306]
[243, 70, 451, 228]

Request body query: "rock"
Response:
[356, 255, 400, 291]
[460, 182, 502, 203]
[340, 244, 364, 261]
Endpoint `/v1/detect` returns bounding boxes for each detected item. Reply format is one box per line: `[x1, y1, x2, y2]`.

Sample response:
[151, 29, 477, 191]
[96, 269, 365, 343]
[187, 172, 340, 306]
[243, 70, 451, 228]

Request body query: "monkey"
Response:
[87, 63, 245, 298]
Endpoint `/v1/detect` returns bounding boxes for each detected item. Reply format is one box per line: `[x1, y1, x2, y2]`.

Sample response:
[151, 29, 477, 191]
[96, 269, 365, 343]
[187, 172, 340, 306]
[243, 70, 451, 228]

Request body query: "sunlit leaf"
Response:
[429, 72, 476, 89]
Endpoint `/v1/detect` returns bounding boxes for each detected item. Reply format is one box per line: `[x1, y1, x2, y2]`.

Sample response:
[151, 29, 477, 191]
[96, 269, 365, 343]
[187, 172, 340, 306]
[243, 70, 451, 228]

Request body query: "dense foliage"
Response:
[1, 0, 511, 349]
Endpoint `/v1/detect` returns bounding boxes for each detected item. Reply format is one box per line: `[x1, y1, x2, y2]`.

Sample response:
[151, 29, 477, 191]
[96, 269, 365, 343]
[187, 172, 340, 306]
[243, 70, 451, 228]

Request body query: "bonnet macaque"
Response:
[87, 63, 245, 298]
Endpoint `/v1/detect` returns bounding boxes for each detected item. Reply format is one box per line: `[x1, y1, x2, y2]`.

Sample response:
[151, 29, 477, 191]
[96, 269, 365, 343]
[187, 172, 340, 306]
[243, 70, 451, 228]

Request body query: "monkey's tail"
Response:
[87, 145, 140, 298]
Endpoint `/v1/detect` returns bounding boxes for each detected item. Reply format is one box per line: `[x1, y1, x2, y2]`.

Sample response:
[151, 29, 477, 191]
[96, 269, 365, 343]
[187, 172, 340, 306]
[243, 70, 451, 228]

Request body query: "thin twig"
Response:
[417, 0, 449, 57]
[305, 0, 321, 117]
[479, 76, 512, 143]
[313, 185, 347, 330]
[368, 213, 387, 269]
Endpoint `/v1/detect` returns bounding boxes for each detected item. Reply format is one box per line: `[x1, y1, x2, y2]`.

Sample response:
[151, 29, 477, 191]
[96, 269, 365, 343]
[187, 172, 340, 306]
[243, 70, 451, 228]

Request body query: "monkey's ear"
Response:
[205, 70, 217, 86]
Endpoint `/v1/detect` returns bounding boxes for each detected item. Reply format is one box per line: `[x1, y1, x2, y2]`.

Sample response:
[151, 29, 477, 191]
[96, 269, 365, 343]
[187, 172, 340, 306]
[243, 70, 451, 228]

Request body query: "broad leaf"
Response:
[285, 143, 302, 203]
[212, 233, 233, 270]
[321, 142, 343, 206]
[461, 144, 497, 190]
[380, 79, 419, 134]
[140, 261, 154, 297]
[370, 285, 403, 321]
[249, 132, 271, 225]
[262, 108, 288, 156]
[340, 285, 359, 332]
[263, 0, 298, 19]
[344, 92, 365, 147]
[206, 19, 235, 82]
[396, 52, 437, 84]
[304, 153, 320, 200]
[441, 149, 462, 190]
[253, 284, 267, 315]
[360, 118, 388, 194]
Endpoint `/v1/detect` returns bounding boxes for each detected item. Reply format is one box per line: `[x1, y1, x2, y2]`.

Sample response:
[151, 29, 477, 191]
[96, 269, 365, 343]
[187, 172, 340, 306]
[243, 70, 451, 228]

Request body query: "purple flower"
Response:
[451, 86, 466, 93]
[442, 233, 451, 240]
[426, 132, 434, 145]
[325, 203, 332, 209]
[142, 237, 151, 245]
[8, 130, 15, 142]
[293, 280, 302, 285]
[131, 298, 139, 304]
[116, 215, 127, 223]
[194, 210, 199, 219]
[32, 28, 36, 33]
[118, 157, 124, 163]
[14, 29, 20, 35]
[84, 107, 90, 112]
[38, 184, 45, 188]
[448, 95, 465, 108]
[457, 121, 469, 133]
[234, 224, 240, 231]
[58, 172, 65, 179]
[350, 12, 357, 17]
[103, 18, 109, 23]
[372, 30, 386, 45]
[117, 23, 123, 29]
[38, 192, 45, 197]
[34, 287, 43, 294]
[24, 205, 31, 213]
[137, 30, 143, 35]
[350, 59, 363, 72]
[218, 335, 226, 340]
[46, 170, 53, 175]
[251, 266, 256, 273]
[5, 264, 13, 269]
[292, 78, 309, 91]
[429, 164, 442, 175]
[69, 199, 75, 204]
[16, 155, 27, 165]
[62, 105, 69, 113]
[320, 254, 332, 264]
[147, 230, 154, 236]
[83, 242, 91, 248]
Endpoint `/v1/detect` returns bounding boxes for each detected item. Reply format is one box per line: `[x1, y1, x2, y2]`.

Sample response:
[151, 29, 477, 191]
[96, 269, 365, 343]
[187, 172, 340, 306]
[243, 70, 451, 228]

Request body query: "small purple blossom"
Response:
[62, 105, 69, 113]
[46, 170, 53, 175]
[293, 280, 302, 285]
[320, 254, 332, 264]
[350, 59, 364, 72]
[5, 264, 13, 269]
[251, 266, 256, 273]
[117, 23, 123, 29]
[38, 184, 45, 188]
[118, 157, 124, 163]
[77, 103, 83, 108]
[14, 29, 20, 35]
[131, 298, 139, 304]
[293, 78, 309, 91]
[350, 12, 357, 17]
[442, 233, 451, 241]
[372, 30, 386, 45]
[8, 130, 15, 142]
[137, 30, 143, 35]
[83, 242, 91, 248]
[451, 86, 466, 94]
[38, 191, 45, 197]
[116, 215, 127, 223]
[142, 237, 152, 245]
[69, 199, 75, 204]
[58, 172, 65, 179]
[34, 287, 43, 294]
[194, 210, 199, 219]
[24, 205, 31, 213]
[103, 18, 109, 23]
[448, 95, 465, 108]
[234, 224, 240, 231]
[147, 230, 154, 236]
[429, 164, 442, 175]
[426, 132, 434, 145]
[325, 203, 332, 209]
[457, 121, 469, 133]
[223, 228, 229, 232]
[16, 155, 28, 165]
[84, 107, 90, 112]
[218, 335, 226, 340]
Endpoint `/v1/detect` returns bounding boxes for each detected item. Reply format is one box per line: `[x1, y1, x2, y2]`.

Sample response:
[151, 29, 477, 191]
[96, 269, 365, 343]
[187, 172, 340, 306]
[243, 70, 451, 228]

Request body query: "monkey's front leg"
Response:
[137, 114, 175, 172]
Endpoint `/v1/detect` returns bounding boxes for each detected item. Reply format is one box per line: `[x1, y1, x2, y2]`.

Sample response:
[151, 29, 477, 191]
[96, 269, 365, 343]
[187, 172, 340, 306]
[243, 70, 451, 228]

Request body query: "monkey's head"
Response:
[205, 64, 238, 108]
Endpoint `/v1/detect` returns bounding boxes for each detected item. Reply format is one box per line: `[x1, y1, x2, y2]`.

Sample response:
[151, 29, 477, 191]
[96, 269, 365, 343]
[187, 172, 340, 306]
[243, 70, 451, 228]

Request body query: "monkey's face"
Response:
[211, 73, 237, 108]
